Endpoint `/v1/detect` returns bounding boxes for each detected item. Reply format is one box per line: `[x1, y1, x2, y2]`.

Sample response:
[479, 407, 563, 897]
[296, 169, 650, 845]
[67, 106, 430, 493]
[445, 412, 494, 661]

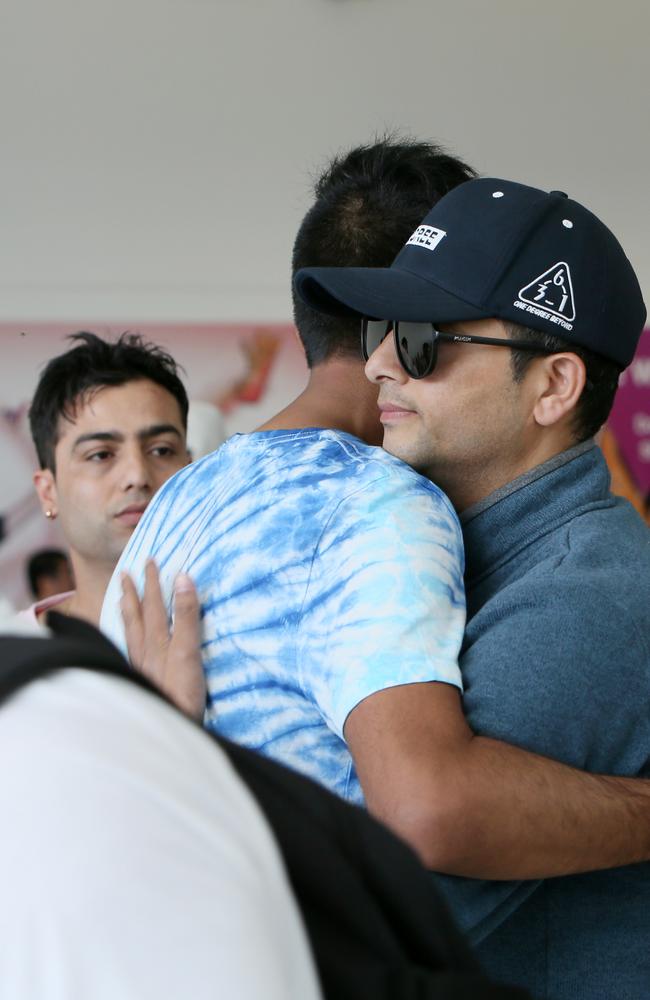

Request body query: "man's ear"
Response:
[33, 469, 59, 519]
[532, 353, 586, 429]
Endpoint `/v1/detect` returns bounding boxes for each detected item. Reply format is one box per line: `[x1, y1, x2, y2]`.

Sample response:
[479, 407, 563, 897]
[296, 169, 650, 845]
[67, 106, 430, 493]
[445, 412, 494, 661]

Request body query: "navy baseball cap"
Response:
[294, 178, 646, 368]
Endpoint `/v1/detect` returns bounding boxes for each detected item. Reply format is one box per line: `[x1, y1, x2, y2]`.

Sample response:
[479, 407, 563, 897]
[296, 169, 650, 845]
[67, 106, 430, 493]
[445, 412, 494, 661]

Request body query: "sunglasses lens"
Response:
[362, 319, 391, 361]
[396, 322, 436, 378]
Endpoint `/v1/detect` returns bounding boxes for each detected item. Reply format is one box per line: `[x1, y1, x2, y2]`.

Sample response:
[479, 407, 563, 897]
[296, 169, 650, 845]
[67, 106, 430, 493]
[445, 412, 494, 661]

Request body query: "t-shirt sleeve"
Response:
[297, 474, 466, 738]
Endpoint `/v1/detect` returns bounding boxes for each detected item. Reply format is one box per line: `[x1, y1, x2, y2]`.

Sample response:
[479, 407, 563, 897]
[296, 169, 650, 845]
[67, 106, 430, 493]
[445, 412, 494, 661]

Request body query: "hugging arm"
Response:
[345, 576, 650, 900]
[344, 678, 650, 881]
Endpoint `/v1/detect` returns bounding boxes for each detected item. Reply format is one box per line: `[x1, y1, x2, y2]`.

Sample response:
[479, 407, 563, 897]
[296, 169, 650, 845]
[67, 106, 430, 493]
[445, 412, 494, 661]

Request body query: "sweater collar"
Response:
[460, 440, 609, 585]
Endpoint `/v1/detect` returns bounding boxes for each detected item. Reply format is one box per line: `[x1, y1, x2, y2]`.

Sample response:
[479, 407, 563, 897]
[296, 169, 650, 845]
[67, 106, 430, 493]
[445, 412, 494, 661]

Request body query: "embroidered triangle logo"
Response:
[518, 262, 576, 322]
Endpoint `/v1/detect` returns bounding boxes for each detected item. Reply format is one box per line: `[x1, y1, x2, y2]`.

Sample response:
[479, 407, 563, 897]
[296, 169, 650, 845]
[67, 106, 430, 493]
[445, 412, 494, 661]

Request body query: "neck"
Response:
[61, 555, 116, 626]
[257, 358, 383, 446]
[440, 431, 577, 513]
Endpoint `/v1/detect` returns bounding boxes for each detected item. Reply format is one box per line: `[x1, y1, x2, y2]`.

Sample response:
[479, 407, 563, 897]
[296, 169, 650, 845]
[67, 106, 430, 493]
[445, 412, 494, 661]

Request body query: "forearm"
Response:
[410, 735, 650, 879]
[347, 682, 650, 881]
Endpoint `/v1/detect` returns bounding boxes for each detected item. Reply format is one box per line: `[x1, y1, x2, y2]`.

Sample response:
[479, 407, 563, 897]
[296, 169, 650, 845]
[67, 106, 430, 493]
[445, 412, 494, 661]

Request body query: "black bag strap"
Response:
[0, 612, 156, 705]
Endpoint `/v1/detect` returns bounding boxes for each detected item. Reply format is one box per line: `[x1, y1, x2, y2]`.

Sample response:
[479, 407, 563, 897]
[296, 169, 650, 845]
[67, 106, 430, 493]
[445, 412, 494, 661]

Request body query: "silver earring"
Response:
[45, 509, 54, 519]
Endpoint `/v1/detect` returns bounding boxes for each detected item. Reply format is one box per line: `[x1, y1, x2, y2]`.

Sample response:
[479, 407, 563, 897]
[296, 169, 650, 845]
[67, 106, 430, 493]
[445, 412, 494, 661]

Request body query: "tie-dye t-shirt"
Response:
[101, 429, 465, 804]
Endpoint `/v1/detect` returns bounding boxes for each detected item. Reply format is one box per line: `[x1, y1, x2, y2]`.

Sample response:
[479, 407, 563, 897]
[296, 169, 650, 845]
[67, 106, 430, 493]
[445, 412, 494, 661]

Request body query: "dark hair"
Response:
[507, 323, 622, 442]
[29, 331, 189, 471]
[292, 137, 476, 367]
[26, 548, 70, 599]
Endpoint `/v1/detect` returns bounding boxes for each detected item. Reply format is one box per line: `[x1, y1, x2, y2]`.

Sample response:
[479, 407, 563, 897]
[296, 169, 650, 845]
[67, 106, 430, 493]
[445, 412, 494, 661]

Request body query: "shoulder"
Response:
[161, 438, 233, 493]
[309, 456, 465, 604]
[562, 496, 650, 568]
[470, 560, 647, 655]
[465, 493, 650, 673]
[463, 566, 650, 744]
[10, 592, 75, 632]
[319, 433, 459, 522]
[462, 569, 650, 770]
[549, 502, 650, 639]
[131, 439, 242, 534]
[469, 493, 649, 636]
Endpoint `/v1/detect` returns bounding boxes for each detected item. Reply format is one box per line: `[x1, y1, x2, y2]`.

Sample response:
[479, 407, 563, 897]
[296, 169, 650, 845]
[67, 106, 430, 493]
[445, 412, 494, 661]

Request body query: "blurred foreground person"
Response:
[0, 605, 528, 1000]
[0, 609, 321, 1000]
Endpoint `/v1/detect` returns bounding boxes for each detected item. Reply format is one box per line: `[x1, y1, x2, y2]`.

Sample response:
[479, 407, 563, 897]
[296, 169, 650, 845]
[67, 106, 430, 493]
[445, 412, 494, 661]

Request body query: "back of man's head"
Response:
[27, 548, 73, 600]
[29, 331, 189, 472]
[292, 138, 476, 368]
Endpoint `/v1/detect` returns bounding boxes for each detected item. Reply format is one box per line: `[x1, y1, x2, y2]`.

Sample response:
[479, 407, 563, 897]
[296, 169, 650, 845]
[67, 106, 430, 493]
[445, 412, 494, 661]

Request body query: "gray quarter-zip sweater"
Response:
[433, 441, 650, 1000]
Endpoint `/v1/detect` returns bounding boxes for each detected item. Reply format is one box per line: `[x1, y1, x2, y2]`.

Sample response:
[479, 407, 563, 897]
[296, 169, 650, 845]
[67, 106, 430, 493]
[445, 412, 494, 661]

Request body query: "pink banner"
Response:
[607, 328, 650, 497]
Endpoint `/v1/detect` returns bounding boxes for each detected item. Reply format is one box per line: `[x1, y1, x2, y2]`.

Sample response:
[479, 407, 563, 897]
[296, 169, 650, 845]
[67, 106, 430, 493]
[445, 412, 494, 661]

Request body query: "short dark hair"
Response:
[29, 331, 189, 471]
[292, 137, 476, 367]
[507, 323, 622, 442]
[26, 548, 70, 599]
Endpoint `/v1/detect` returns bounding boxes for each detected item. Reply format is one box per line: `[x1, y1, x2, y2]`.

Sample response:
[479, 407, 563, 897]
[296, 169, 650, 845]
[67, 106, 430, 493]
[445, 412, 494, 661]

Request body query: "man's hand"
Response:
[120, 559, 206, 722]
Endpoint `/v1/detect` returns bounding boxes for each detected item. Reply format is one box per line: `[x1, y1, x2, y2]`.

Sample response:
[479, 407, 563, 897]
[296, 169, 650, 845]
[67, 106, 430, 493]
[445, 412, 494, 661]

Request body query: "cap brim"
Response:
[294, 265, 489, 323]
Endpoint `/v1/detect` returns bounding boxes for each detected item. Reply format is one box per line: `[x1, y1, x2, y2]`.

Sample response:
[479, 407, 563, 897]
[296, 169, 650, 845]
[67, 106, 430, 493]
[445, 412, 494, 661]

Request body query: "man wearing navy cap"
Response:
[295, 179, 650, 999]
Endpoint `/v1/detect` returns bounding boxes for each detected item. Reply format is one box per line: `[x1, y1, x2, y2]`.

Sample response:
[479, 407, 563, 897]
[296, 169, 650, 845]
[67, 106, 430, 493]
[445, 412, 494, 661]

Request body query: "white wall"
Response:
[0, 0, 648, 325]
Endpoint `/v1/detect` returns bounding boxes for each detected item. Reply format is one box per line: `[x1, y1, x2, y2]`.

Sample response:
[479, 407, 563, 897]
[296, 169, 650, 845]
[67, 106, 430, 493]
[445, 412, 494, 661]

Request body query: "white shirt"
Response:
[0, 656, 322, 1000]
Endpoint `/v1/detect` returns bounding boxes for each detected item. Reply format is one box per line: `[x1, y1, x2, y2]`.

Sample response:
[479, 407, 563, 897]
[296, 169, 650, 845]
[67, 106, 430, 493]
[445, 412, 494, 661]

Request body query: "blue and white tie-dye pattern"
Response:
[101, 429, 465, 804]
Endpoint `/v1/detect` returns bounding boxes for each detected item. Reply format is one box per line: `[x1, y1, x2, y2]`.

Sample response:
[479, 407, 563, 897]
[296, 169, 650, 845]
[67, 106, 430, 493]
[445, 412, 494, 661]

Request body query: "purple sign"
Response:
[607, 328, 650, 495]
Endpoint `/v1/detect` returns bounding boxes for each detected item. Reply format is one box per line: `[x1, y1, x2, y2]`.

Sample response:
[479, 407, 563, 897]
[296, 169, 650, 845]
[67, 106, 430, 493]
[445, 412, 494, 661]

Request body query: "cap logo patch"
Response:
[514, 262, 576, 331]
[406, 225, 446, 252]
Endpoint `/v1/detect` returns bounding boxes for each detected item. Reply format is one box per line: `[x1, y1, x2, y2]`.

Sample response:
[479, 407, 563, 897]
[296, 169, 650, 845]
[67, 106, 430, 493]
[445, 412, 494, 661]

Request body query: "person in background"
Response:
[26, 547, 74, 601]
[27, 331, 190, 625]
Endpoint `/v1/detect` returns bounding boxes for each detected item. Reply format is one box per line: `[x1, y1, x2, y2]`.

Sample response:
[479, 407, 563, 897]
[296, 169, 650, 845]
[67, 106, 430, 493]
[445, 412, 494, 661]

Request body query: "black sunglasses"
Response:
[361, 318, 555, 379]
